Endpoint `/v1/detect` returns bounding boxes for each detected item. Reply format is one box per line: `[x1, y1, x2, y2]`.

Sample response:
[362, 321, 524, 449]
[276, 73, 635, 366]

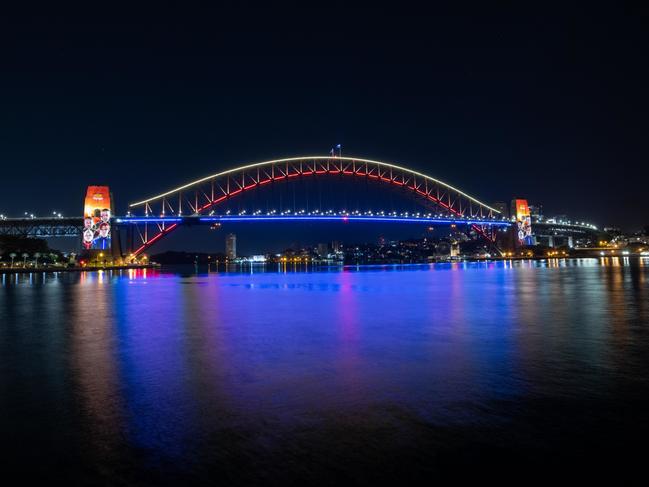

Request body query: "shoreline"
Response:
[0, 264, 159, 275]
[3, 254, 646, 275]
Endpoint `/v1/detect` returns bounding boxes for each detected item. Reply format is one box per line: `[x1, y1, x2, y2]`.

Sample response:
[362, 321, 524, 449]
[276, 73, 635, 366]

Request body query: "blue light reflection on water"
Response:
[1, 258, 649, 482]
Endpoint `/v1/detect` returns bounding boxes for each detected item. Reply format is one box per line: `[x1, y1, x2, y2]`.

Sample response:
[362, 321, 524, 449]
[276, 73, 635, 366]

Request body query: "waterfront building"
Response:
[225, 233, 237, 260]
[317, 243, 329, 258]
[529, 204, 543, 222]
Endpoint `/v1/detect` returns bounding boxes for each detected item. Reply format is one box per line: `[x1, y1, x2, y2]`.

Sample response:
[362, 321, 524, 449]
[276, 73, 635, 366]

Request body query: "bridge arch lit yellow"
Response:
[129, 155, 500, 214]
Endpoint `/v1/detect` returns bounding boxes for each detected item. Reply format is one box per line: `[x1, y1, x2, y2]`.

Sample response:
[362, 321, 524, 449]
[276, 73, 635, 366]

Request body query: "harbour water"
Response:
[1, 259, 648, 484]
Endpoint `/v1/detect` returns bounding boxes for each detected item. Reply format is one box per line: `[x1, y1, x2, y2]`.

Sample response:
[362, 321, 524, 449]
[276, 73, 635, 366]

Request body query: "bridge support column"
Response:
[122, 224, 134, 257]
[111, 224, 123, 262]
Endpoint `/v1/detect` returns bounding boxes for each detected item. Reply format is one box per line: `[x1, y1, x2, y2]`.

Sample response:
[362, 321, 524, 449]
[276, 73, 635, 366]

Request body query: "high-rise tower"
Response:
[225, 233, 237, 260]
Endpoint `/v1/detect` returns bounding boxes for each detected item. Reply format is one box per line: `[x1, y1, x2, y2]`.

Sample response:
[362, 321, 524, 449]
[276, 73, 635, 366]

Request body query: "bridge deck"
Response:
[0, 217, 83, 237]
[115, 215, 512, 225]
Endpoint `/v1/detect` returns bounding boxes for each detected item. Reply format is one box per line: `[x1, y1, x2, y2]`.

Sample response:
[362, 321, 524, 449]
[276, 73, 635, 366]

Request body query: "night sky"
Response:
[1, 5, 648, 252]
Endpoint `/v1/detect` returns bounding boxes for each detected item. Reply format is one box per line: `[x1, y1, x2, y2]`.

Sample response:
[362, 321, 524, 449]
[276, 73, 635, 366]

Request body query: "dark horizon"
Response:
[1, 5, 648, 242]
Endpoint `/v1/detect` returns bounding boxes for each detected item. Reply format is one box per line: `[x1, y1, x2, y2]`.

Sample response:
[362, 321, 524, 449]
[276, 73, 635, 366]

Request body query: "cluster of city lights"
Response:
[542, 218, 598, 230]
[0, 211, 65, 220]
[547, 250, 569, 257]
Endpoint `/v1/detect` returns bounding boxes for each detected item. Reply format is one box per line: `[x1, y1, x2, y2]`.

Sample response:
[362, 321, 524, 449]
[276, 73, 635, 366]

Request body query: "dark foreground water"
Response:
[2, 258, 649, 484]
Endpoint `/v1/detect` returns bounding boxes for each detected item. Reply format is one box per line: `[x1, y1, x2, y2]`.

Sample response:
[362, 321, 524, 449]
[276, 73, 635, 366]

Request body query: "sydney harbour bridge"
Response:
[0, 155, 596, 257]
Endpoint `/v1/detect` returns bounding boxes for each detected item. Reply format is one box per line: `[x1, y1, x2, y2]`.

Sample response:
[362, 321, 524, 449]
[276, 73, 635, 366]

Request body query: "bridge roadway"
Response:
[531, 221, 600, 248]
[2, 215, 603, 243]
[0, 217, 82, 237]
[0, 214, 512, 238]
[116, 214, 513, 226]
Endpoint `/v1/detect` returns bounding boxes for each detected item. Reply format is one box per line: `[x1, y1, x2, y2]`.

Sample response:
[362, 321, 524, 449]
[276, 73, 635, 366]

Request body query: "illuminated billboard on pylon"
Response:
[512, 198, 532, 244]
[83, 186, 112, 250]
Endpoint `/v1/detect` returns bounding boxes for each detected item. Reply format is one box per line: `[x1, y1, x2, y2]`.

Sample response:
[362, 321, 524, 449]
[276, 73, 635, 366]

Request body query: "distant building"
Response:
[551, 214, 568, 224]
[450, 242, 460, 258]
[240, 255, 266, 263]
[492, 201, 509, 219]
[604, 226, 622, 236]
[529, 204, 543, 222]
[225, 233, 237, 259]
[331, 240, 341, 252]
[317, 243, 329, 257]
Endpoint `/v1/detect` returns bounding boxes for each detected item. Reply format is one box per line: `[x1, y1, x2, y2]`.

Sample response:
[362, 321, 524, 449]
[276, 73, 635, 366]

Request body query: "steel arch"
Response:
[126, 156, 502, 255]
